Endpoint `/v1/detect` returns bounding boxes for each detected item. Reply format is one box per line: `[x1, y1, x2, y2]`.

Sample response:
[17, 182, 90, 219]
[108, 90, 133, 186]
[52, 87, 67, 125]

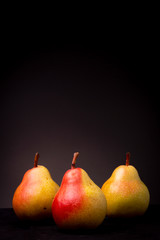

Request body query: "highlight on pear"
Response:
[12, 153, 59, 220]
[52, 152, 107, 229]
[101, 152, 150, 218]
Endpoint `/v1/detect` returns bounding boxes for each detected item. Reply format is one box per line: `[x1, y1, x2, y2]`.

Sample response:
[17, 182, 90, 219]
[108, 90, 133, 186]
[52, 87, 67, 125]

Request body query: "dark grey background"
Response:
[1, 13, 159, 207]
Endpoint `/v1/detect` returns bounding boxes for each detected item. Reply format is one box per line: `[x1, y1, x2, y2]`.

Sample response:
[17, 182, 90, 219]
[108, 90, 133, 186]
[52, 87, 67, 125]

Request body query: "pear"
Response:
[101, 152, 150, 217]
[52, 152, 107, 229]
[12, 153, 59, 220]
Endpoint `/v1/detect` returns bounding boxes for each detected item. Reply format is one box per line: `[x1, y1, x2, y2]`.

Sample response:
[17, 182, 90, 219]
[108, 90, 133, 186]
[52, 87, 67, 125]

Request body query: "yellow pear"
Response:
[52, 152, 107, 229]
[101, 152, 150, 217]
[12, 153, 59, 220]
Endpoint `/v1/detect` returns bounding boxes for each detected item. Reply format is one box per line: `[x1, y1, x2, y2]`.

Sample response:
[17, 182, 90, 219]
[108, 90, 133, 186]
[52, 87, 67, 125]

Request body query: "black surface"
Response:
[0, 206, 160, 240]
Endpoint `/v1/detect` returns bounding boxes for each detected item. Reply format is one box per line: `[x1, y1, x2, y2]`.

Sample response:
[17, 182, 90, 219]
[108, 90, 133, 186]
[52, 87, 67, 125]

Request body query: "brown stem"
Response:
[34, 152, 40, 168]
[126, 152, 130, 166]
[71, 152, 79, 169]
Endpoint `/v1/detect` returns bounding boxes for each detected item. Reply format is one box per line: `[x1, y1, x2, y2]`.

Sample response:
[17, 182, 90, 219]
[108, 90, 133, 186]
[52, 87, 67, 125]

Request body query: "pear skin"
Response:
[12, 153, 59, 220]
[52, 152, 107, 229]
[101, 153, 150, 218]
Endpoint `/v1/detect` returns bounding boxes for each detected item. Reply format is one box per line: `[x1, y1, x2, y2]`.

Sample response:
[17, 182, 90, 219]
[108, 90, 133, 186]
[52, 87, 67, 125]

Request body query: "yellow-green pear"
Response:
[101, 153, 150, 217]
[12, 153, 59, 220]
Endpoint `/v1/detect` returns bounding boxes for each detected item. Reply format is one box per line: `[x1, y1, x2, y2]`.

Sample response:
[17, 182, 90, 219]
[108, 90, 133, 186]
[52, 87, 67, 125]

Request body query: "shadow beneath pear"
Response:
[11, 209, 56, 229]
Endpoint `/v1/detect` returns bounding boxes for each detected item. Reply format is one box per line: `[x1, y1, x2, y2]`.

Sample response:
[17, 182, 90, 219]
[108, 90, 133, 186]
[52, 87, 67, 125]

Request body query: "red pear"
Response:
[52, 152, 107, 229]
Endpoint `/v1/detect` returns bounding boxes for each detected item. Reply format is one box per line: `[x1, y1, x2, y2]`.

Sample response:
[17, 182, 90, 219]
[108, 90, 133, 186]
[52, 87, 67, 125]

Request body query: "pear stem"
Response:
[71, 152, 79, 169]
[126, 152, 130, 166]
[34, 152, 40, 168]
